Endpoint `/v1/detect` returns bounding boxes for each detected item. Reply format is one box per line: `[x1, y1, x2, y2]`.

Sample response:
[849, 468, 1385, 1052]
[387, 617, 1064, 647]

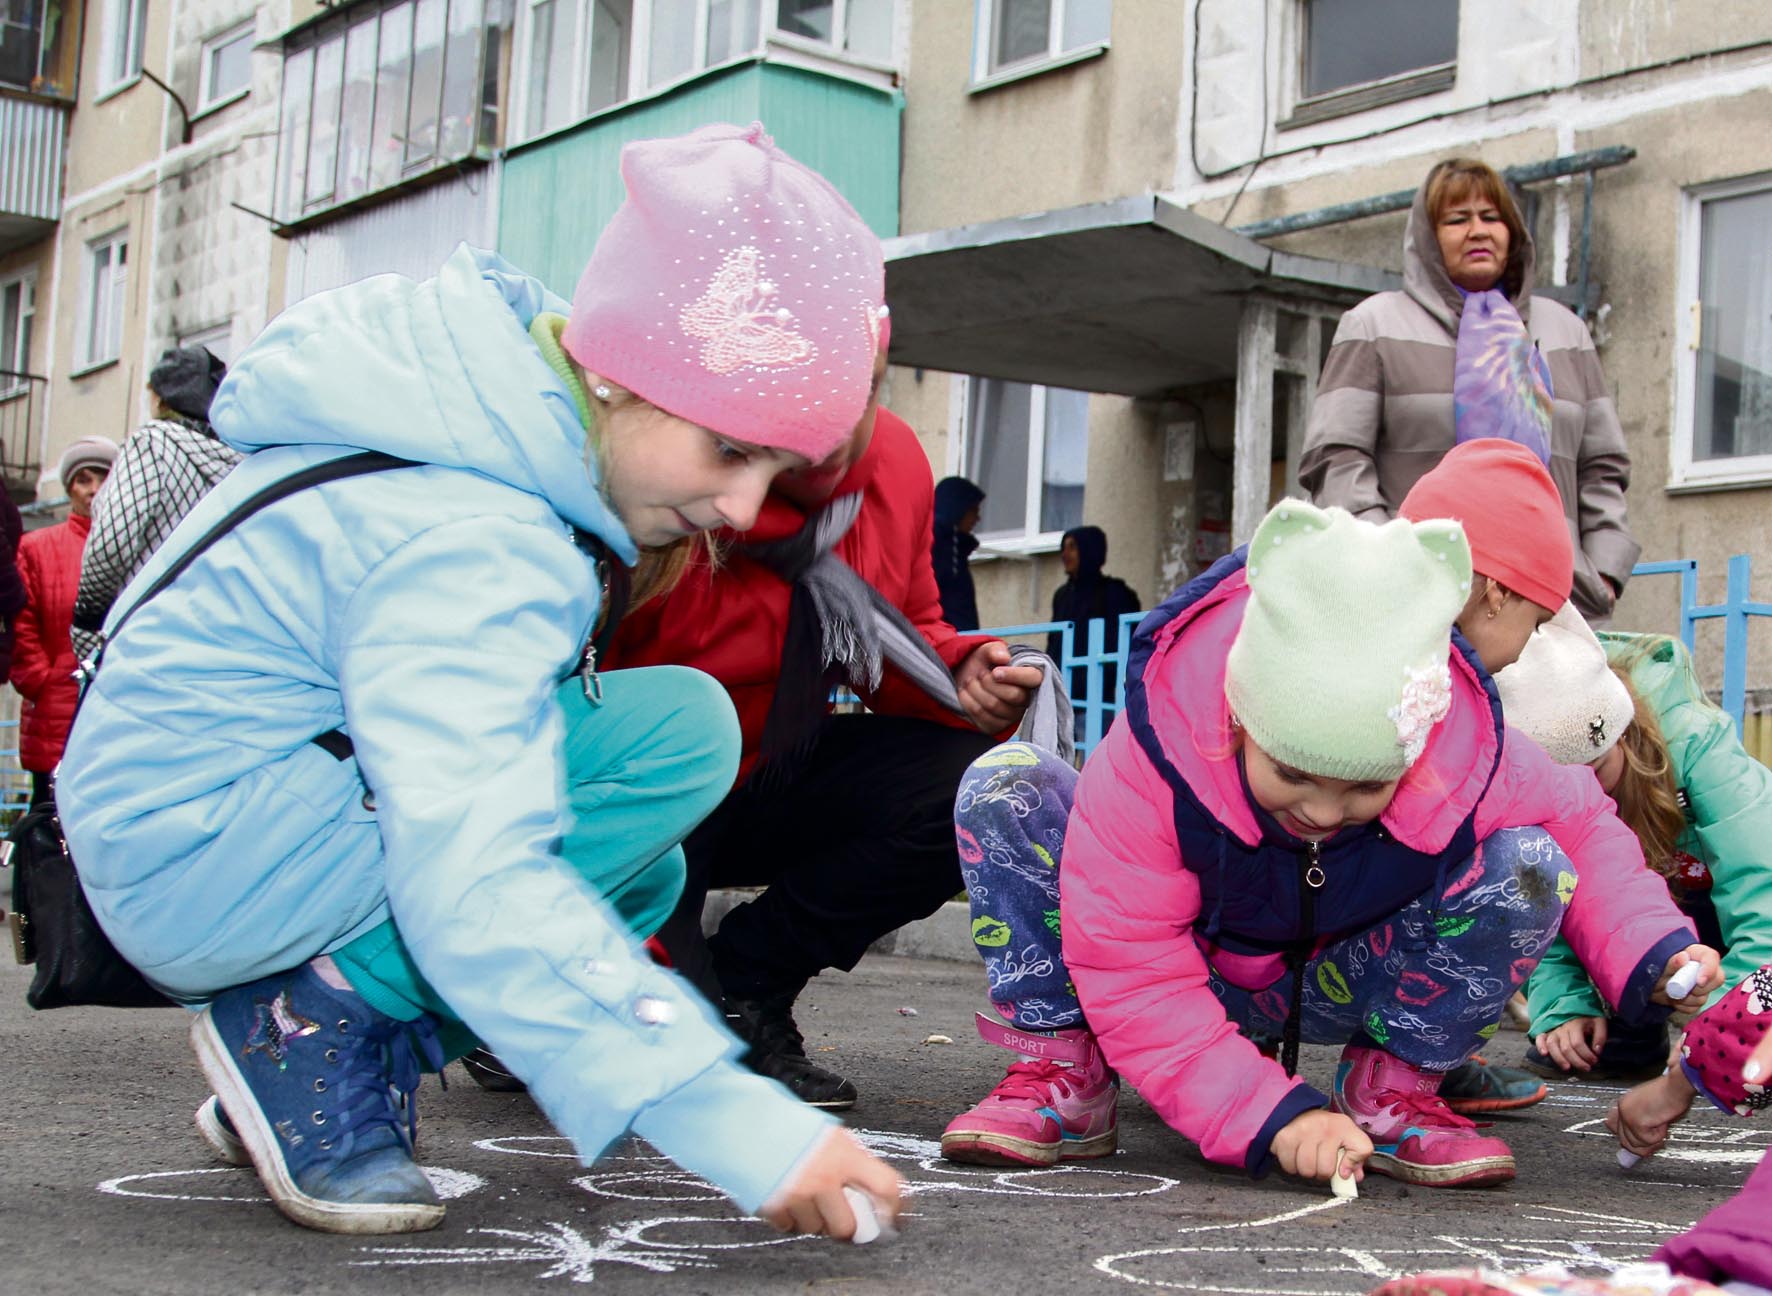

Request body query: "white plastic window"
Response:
[1674, 175, 1772, 486]
[1298, 0, 1456, 100]
[80, 233, 129, 370]
[1, 273, 36, 394]
[100, 0, 147, 90]
[198, 20, 254, 109]
[962, 376, 1089, 544]
[972, 0, 1108, 83]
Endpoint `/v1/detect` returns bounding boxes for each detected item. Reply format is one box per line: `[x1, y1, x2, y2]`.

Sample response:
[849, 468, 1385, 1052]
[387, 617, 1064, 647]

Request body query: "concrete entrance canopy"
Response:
[882, 194, 1400, 542]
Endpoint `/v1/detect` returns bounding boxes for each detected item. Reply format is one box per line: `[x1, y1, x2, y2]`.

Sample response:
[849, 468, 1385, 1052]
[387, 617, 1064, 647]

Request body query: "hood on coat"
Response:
[933, 476, 985, 528]
[211, 244, 636, 565]
[1403, 170, 1538, 335]
[1131, 553, 1501, 856]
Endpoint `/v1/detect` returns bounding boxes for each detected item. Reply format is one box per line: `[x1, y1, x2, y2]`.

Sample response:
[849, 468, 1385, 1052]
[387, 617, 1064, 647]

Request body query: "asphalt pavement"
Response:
[2, 952, 1761, 1296]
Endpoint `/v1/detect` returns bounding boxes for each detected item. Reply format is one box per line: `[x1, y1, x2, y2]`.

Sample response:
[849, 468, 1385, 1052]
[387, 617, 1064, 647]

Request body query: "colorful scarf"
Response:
[1452, 289, 1554, 464]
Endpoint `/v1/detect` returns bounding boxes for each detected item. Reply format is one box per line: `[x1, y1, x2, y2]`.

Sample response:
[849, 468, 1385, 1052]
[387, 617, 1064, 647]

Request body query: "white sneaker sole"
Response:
[190, 1009, 445, 1234]
[194, 1095, 251, 1167]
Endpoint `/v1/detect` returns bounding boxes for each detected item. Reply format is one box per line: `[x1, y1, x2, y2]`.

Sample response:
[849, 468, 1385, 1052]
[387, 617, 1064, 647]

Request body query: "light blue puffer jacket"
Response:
[56, 245, 832, 1212]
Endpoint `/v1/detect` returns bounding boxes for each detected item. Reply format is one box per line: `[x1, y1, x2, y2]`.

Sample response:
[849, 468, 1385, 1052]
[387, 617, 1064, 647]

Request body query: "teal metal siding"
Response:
[499, 60, 901, 297]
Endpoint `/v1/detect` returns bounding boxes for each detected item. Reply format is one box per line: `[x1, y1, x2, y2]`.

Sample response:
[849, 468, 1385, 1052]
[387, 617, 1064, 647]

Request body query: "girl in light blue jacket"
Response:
[57, 123, 901, 1240]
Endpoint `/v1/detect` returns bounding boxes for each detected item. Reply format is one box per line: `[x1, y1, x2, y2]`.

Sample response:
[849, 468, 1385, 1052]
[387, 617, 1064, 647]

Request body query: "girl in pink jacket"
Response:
[944, 499, 1719, 1191]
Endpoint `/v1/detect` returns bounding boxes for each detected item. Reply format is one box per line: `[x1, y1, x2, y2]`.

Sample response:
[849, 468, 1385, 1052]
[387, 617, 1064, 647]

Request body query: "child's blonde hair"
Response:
[1605, 666, 1687, 884]
[580, 389, 721, 612]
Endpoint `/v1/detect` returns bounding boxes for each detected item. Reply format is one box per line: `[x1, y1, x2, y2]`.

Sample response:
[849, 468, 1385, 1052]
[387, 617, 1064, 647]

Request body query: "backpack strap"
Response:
[80, 451, 418, 682]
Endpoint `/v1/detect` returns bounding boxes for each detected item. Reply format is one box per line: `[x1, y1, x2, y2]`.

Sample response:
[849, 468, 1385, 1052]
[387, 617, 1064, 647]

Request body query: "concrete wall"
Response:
[898, 1, 1186, 235]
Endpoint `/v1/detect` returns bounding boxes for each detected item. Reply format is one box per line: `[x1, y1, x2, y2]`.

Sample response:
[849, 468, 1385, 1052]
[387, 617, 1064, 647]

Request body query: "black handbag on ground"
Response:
[8, 800, 171, 1008]
[7, 451, 417, 1009]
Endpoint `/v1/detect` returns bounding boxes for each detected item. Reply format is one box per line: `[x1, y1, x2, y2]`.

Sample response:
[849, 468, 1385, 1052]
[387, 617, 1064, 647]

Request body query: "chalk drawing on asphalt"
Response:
[1563, 1115, 1770, 1166]
[97, 1165, 486, 1203]
[1094, 1202, 1702, 1295]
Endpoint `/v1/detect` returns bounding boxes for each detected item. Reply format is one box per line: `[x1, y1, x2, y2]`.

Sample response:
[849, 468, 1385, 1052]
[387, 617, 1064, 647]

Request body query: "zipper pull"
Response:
[1304, 840, 1326, 889]
[580, 645, 604, 706]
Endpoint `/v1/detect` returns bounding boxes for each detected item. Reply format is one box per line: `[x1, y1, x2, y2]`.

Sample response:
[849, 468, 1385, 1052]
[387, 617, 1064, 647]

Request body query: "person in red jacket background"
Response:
[606, 342, 1041, 1108]
[12, 436, 116, 804]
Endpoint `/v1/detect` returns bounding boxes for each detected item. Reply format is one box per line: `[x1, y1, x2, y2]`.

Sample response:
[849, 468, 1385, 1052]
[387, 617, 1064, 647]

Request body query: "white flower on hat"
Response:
[1390, 660, 1452, 767]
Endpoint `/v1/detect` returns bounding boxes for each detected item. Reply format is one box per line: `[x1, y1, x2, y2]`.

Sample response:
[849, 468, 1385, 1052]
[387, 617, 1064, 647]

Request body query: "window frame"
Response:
[0, 270, 37, 397]
[1669, 171, 1772, 493]
[97, 0, 148, 96]
[1278, 0, 1457, 130]
[956, 374, 1089, 553]
[197, 19, 256, 112]
[76, 231, 129, 374]
[273, 0, 500, 229]
[968, 0, 1109, 94]
[770, 0, 895, 68]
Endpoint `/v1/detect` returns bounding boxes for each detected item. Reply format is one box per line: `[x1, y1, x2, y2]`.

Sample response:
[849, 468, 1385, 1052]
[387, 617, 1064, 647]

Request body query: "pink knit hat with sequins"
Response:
[562, 122, 886, 463]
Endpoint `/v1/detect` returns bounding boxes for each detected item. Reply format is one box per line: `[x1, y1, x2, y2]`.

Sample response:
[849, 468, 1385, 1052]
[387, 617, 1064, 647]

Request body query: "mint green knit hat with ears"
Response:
[1226, 501, 1474, 781]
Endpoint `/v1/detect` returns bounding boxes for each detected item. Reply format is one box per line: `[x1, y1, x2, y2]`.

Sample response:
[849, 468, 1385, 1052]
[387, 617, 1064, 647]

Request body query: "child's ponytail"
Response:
[1607, 666, 1688, 884]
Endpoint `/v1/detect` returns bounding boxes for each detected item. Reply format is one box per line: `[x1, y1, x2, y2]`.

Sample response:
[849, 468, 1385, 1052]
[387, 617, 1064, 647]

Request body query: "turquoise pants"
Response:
[332, 664, 739, 1047]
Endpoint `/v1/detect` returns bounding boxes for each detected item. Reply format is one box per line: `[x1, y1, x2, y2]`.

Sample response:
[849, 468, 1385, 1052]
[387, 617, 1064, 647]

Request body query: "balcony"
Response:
[0, 371, 45, 501]
[0, 94, 67, 256]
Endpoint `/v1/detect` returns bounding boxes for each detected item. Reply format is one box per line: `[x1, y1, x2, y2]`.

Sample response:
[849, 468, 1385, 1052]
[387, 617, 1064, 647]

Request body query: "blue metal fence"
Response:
[1628, 554, 1772, 738]
[986, 552, 1770, 758]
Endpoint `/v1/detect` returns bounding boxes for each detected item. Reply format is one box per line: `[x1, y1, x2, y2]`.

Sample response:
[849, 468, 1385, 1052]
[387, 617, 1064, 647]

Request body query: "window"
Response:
[275, 0, 502, 225]
[1293, 0, 1456, 118]
[775, 0, 892, 63]
[1675, 176, 1772, 486]
[971, 0, 1109, 85]
[100, 0, 147, 92]
[962, 377, 1088, 542]
[80, 233, 129, 370]
[1, 273, 36, 394]
[518, 0, 895, 141]
[198, 21, 254, 109]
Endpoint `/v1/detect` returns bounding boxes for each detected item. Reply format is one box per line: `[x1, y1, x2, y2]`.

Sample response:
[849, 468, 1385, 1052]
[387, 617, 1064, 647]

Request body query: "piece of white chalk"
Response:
[1331, 1151, 1359, 1199]
[1667, 962, 1702, 999]
[843, 1187, 897, 1244]
[1617, 1149, 1642, 1169]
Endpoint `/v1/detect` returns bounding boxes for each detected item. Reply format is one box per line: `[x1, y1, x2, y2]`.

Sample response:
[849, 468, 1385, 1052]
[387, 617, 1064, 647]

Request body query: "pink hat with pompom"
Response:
[561, 121, 886, 463]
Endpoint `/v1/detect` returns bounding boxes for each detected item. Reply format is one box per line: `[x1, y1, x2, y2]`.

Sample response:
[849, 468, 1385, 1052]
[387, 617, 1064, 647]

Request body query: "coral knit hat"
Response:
[562, 121, 886, 464]
[1398, 438, 1574, 613]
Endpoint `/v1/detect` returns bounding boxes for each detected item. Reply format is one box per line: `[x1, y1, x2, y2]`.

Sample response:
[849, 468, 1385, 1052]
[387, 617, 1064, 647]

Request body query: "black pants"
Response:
[657, 714, 994, 1005]
[29, 770, 54, 807]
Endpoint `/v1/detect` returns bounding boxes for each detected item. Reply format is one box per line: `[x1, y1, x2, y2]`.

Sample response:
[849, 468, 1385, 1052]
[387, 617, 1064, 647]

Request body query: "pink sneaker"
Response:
[1334, 1045, 1515, 1188]
[940, 1012, 1118, 1167]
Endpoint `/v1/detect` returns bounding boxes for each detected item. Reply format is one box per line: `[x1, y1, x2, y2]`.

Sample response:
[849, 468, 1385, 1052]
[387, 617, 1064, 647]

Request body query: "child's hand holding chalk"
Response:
[1331, 1150, 1359, 1199]
[1654, 946, 1721, 1007]
[843, 1186, 898, 1244]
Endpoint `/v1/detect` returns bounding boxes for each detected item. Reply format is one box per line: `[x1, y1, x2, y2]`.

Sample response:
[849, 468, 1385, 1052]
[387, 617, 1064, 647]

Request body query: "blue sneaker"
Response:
[191, 964, 446, 1234]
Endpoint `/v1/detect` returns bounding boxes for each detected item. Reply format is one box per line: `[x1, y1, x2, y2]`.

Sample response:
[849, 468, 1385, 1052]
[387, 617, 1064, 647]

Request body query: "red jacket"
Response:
[12, 512, 90, 772]
[608, 409, 993, 786]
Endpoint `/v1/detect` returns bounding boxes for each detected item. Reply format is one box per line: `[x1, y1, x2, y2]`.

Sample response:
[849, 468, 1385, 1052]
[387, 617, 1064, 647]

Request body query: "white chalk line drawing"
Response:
[97, 1165, 485, 1204]
[351, 1216, 812, 1280]
[1095, 1203, 1702, 1295]
[1563, 1115, 1770, 1166]
[334, 1126, 1180, 1281]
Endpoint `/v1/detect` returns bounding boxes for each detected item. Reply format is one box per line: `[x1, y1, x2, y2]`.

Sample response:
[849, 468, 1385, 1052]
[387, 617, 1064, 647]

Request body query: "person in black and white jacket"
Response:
[72, 347, 242, 663]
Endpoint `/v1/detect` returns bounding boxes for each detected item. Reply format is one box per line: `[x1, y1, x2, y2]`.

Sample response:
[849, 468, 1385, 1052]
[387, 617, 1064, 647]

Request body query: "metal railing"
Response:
[1629, 554, 1772, 738]
[0, 369, 45, 487]
[984, 553, 1770, 759]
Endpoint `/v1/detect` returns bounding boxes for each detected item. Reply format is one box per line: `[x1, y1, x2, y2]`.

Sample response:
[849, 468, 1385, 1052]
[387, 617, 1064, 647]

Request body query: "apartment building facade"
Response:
[7, 0, 1768, 698]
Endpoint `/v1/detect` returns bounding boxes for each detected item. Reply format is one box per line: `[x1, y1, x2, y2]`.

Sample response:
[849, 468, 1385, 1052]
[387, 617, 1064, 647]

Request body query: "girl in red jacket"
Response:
[944, 497, 1719, 1192]
[11, 436, 115, 804]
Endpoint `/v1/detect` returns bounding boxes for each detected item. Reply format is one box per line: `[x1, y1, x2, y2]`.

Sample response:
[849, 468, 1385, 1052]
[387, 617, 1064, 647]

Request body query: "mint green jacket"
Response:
[1525, 634, 1772, 1036]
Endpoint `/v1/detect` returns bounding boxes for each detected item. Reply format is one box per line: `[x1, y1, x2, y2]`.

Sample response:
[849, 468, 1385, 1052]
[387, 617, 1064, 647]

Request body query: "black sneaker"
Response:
[460, 1047, 528, 1093]
[723, 992, 858, 1110]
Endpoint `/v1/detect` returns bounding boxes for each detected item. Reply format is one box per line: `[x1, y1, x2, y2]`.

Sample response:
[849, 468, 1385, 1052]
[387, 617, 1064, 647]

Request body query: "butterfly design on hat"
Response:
[679, 246, 816, 375]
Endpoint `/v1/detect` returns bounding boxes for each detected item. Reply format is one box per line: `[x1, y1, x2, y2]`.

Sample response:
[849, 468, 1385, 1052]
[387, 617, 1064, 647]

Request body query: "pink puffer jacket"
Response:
[1061, 560, 1692, 1172]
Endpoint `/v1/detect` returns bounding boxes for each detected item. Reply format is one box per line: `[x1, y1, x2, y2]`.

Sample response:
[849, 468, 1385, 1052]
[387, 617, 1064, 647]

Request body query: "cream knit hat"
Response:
[1226, 502, 1472, 781]
[1494, 602, 1635, 764]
